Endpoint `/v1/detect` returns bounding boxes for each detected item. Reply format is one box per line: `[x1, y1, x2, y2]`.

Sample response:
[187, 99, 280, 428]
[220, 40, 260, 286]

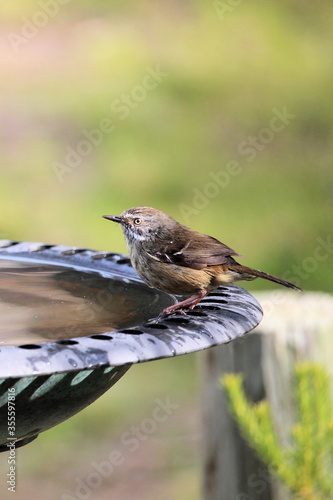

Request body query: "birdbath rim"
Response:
[0, 240, 263, 378]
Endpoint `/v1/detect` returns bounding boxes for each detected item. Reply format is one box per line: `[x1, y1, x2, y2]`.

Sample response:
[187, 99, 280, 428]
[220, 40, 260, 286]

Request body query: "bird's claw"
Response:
[157, 307, 188, 319]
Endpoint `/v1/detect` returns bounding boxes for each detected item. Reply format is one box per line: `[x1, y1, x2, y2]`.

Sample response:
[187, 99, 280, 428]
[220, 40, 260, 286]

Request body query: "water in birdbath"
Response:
[0, 258, 170, 346]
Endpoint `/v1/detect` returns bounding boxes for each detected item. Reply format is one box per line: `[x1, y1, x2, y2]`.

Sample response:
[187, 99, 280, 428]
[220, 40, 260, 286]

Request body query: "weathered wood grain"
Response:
[202, 291, 333, 500]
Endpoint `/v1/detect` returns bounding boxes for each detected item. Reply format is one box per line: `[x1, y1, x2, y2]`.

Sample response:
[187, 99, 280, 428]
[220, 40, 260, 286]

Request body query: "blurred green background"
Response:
[0, 1, 332, 499]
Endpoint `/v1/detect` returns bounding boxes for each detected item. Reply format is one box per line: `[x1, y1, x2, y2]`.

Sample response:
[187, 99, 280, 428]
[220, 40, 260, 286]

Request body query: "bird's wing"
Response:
[146, 231, 242, 270]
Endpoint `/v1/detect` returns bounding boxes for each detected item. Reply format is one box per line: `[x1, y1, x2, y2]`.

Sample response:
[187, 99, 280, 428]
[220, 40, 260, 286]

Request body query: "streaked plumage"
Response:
[103, 207, 302, 316]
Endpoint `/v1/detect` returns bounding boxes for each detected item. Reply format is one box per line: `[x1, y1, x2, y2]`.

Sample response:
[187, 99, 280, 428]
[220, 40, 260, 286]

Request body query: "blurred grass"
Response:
[0, 1, 332, 498]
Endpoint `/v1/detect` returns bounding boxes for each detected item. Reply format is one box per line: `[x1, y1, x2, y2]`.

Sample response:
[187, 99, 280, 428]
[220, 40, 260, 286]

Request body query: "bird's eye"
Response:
[134, 218, 141, 225]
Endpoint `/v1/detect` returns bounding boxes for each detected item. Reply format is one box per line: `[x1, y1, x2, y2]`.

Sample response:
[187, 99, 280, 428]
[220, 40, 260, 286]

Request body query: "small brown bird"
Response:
[103, 207, 302, 316]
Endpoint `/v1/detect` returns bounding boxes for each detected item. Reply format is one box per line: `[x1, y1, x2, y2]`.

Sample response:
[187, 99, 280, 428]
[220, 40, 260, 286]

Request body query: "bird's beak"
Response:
[102, 215, 122, 224]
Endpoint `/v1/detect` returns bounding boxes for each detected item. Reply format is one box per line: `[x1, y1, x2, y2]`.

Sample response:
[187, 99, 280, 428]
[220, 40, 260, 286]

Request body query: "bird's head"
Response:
[103, 207, 178, 244]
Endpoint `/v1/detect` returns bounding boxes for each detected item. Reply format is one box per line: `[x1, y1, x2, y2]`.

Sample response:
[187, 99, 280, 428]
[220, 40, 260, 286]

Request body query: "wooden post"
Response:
[201, 291, 333, 500]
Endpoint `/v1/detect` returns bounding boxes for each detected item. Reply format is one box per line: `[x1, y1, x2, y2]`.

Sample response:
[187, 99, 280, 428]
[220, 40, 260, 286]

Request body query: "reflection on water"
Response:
[0, 259, 170, 345]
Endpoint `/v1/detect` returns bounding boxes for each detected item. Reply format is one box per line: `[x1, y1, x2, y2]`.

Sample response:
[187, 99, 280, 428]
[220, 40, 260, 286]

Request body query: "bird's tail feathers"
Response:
[231, 264, 302, 291]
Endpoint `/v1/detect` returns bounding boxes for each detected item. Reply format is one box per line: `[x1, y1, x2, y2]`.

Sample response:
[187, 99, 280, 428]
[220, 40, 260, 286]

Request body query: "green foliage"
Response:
[222, 363, 333, 500]
[0, 1, 332, 294]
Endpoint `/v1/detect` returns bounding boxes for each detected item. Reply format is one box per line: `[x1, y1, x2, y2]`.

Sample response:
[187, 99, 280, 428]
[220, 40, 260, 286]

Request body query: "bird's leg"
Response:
[159, 290, 207, 317]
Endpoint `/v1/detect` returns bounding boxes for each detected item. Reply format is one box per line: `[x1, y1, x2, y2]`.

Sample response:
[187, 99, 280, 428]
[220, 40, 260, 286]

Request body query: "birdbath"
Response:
[0, 240, 263, 451]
